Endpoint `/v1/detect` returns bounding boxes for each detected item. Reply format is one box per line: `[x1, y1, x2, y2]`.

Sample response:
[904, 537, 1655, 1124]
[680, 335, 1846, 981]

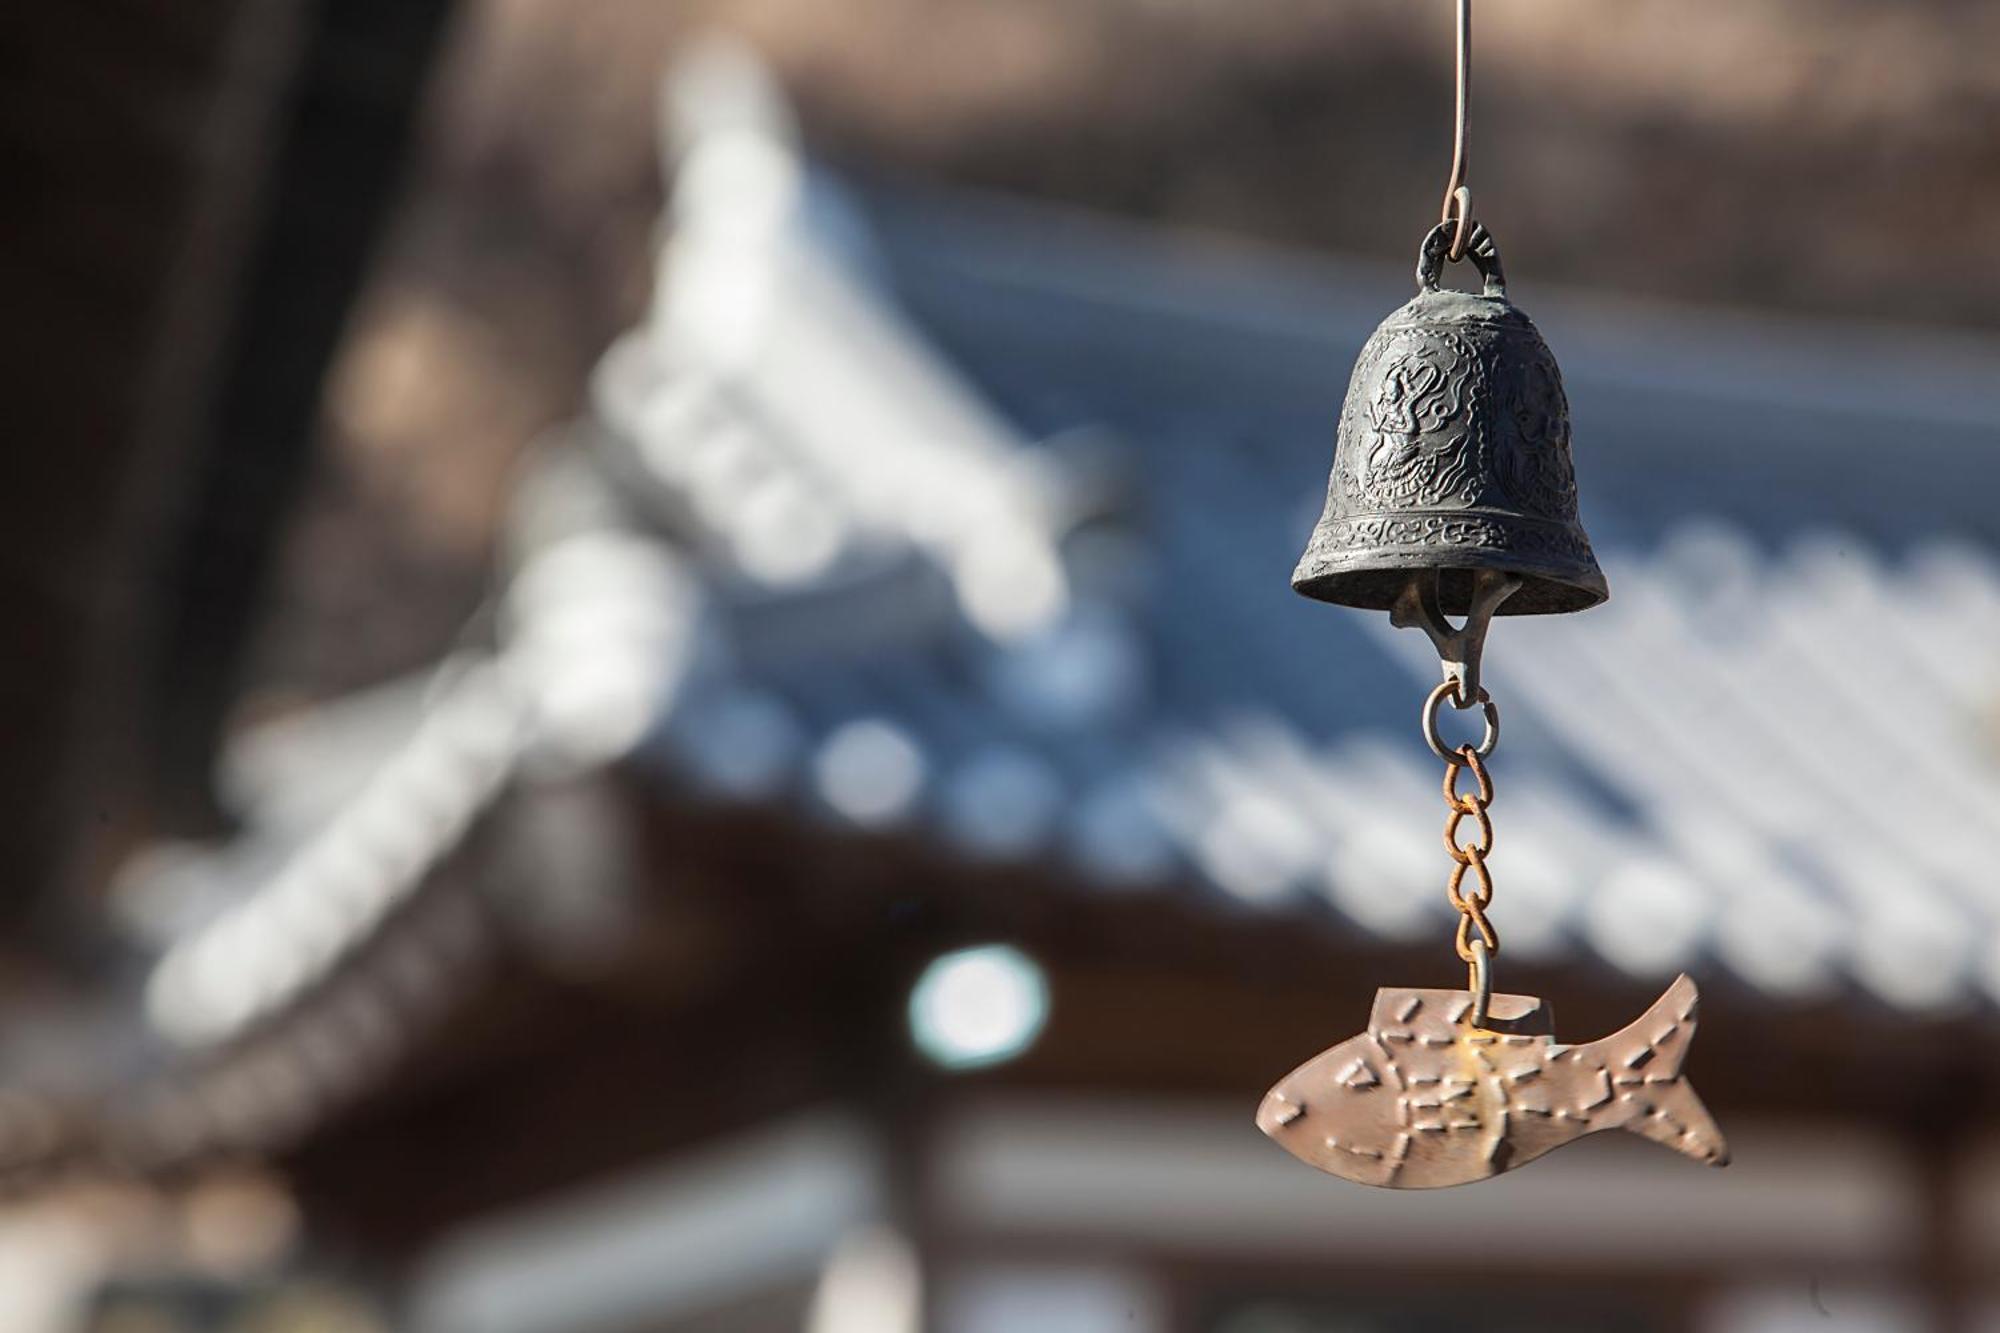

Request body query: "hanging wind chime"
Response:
[1254, 0, 1729, 1189]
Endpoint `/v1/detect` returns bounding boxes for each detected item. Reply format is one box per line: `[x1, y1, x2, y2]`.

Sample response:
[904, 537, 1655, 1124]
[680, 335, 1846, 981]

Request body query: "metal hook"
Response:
[1443, 186, 1475, 267]
[1439, 0, 1474, 261]
[1467, 936, 1493, 1029]
[1391, 569, 1520, 705]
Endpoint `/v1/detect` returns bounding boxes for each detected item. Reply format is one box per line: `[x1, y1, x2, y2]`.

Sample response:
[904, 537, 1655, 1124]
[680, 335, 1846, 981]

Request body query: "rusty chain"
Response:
[1443, 743, 1497, 966]
[1423, 679, 1499, 1025]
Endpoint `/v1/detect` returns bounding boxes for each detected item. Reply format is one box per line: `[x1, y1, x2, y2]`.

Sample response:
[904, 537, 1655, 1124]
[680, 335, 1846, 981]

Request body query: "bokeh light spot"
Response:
[908, 945, 1050, 1071]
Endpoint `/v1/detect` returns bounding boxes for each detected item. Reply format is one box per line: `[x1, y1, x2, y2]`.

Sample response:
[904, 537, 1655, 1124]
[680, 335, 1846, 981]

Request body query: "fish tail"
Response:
[1627, 1070, 1730, 1167]
[1584, 974, 1730, 1168]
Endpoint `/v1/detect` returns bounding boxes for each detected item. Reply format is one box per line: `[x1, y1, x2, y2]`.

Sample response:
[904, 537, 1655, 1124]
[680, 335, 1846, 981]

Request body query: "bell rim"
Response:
[1291, 545, 1609, 617]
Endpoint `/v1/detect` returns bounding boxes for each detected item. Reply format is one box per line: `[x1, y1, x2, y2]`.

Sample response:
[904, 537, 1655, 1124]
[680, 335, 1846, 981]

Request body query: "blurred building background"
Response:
[10, 1, 2000, 1330]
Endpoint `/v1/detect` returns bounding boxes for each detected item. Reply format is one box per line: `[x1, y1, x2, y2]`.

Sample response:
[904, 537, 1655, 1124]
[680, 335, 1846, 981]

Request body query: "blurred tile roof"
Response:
[591, 48, 2000, 1016]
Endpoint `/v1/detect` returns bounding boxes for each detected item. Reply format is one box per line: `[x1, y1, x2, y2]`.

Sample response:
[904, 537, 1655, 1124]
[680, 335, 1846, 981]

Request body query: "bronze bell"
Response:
[1293, 223, 1606, 627]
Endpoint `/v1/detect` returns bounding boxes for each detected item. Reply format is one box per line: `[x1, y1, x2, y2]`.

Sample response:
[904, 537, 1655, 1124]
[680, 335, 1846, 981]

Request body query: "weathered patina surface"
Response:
[1293, 223, 1606, 618]
[1257, 973, 1729, 1189]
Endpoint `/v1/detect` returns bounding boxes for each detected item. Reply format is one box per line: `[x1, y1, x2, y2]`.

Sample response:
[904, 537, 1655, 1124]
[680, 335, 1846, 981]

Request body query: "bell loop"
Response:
[1417, 219, 1505, 299]
[1397, 569, 1519, 709]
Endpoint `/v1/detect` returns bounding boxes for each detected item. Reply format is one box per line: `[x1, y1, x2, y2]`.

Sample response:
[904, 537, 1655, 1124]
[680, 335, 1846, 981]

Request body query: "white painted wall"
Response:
[940, 1263, 1166, 1333]
[1702, 1283, 1925, 1333]
[932, 1096, 1921, 1270]
[411, 1113, 884, 1333]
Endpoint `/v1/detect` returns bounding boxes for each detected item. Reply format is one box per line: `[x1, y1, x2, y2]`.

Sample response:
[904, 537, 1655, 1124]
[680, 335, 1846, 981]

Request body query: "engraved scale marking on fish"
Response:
[1326, 1136, 1385, 1161]
[1255, 974, 1728, 1190]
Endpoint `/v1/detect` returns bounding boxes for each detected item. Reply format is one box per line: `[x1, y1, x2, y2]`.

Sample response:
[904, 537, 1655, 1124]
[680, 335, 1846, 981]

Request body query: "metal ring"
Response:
[1467, 937, 1493, 1029]
[1422, 680, 1498, 761]
[1442, 185, 1474, 263]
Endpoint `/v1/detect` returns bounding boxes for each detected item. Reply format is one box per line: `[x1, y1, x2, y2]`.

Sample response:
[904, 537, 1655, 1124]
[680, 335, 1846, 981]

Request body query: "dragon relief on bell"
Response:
[1336, 327, 1485, 509]
[1491, 337, 1578, 521]
[1334, 314, 1578, 524]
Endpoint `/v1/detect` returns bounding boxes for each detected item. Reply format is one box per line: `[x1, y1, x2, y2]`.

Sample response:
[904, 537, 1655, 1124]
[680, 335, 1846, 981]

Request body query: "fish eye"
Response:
[1338, 1059, 1380, 1090]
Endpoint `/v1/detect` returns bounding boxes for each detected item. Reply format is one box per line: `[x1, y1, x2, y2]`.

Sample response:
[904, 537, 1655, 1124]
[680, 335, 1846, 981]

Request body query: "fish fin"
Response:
[1587, 975, 1729, 1168]
[1590, 973, 1699, 1080]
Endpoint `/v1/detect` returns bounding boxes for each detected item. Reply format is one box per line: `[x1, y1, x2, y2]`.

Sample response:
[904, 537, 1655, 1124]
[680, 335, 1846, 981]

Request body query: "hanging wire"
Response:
[1439, 0, 1474, 262]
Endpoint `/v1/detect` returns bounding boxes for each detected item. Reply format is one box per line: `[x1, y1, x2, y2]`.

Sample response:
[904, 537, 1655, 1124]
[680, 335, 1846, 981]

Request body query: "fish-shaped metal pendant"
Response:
[1256, 974, 1728, 1189]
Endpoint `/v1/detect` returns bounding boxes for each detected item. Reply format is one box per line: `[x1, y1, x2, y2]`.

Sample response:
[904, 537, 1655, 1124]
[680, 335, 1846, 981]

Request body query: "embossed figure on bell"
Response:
[1292, 223, 1607, 618]
[1256, 975, 1728, 1189]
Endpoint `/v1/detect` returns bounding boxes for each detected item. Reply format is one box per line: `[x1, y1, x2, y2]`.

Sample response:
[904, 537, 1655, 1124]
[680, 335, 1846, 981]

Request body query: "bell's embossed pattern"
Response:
[1256, 975, 1729, 1189]
[1292, 223, 1607, 617]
